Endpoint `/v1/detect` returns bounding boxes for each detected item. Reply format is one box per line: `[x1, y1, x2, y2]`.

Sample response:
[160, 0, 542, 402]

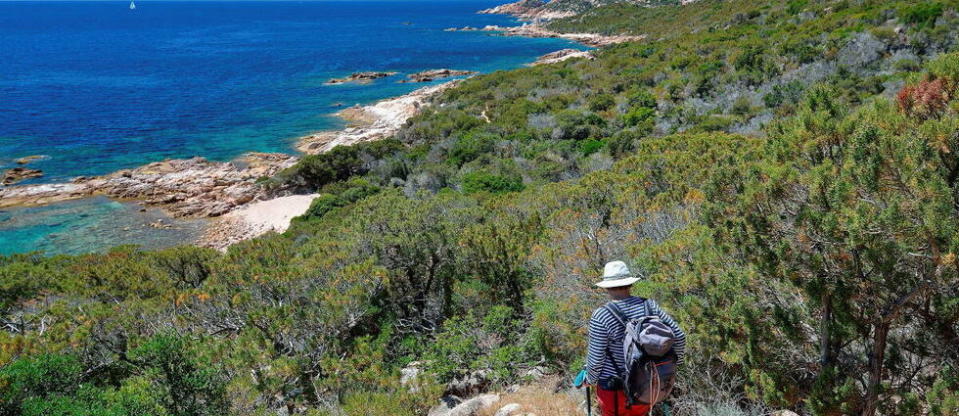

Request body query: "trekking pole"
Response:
[586, 386, 592, 416]
[574, 368, 591, 416]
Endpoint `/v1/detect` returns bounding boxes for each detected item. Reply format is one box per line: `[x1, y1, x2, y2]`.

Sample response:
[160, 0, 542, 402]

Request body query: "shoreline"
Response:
[446, 23, 645, 48]
[198, 193, 319, 251]
[296, 80, 462, 154]
[0, 5, 630, 253]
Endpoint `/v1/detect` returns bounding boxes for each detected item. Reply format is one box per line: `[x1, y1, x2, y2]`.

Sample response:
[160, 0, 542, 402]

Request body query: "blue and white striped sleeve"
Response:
[648, 299, 686, 365]
[586, 308, 607, 384]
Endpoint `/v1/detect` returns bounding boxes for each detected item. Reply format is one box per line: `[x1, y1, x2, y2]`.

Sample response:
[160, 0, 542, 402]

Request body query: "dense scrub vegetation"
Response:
[2, 0, 959, 415]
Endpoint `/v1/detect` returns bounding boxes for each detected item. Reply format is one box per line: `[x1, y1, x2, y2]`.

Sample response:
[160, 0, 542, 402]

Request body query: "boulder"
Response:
[428, 396, 463, 416]
[400, 361, 424, 386]
[447, 369, 492, 397]
[494, 403, 522, 416]
[440, 394, 500, 416]
[772, 411, 800, 416]
[838, 32, 886, 69]
[14, 155, 44, 165]
[521, 366, 550, 381]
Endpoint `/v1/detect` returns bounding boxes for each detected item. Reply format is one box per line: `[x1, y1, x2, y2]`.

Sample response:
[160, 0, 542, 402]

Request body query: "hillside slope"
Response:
[0, 1, 957, 415]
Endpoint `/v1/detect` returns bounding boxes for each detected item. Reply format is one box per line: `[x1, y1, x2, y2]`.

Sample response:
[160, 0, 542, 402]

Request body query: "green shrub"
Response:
[0, 354, 85, 409]
[786, 0, 808, 15]
[623, 107, 655, 127]
[763, 81, 805, 108]
[277, 139, 403, 190]
[731, 96, 754, 116]
[579, 138, 606, 156]
[296, 179, 381, 222]
[128, 334, 228, 416]
[588, 93, 616, 112]
[607, 128, 647, 157]
[447, 133, 495, 167]
[460, 171, 524, 194]
[626, 88, 657, 109]
[695, 115, 735, 132]
[899, 2, 944, 29]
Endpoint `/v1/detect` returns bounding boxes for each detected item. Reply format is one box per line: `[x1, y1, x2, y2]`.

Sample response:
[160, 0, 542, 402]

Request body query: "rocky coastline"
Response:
[0, 153, 298, 218]
[297, 80, 462, 154]
[530, 48, 594, 66]
[477, 0, 576, 21]
[447, 24, 645, 47]
[0, 3, 617, 251]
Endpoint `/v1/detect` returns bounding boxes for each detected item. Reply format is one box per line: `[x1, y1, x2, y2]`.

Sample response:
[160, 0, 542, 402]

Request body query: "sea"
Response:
[0, 0, 584, 255]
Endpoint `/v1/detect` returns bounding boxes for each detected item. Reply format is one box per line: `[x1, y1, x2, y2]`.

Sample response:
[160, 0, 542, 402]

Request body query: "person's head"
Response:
[605, 284, 632, 299]
[595, 261, 640, 299]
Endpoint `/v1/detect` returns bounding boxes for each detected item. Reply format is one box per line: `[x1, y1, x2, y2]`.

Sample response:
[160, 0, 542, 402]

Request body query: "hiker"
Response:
[586, 261, 686, 416]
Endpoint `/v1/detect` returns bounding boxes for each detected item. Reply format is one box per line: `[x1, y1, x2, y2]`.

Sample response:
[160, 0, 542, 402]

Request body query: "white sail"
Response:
[129, 0, 136, 10]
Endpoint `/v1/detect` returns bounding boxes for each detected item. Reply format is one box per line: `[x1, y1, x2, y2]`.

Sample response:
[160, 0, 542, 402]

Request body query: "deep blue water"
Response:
[0, 1, 584, 255]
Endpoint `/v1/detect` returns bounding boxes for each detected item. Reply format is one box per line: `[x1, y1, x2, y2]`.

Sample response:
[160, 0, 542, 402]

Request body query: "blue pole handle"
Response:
[573, 369, 588, 388]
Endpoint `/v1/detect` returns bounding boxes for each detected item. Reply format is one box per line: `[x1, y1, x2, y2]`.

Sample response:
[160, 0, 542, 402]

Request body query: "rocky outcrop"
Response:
[447, 369, 493, 398]
[297, 80, 460, 154]
[15, 155, 45, 165]
[325, 71, 398, 85]
[0, 153, 297, 217]
[2, 167, 43, 186]
[444, 26, 481, 32]
[478, 0, 575, 21]
[530, 48, 593, 65]
[429, 394, 500, 416]
[481, 0, 699, 21]
[401, 69, 477, 83]
[493, 403, 522, 416]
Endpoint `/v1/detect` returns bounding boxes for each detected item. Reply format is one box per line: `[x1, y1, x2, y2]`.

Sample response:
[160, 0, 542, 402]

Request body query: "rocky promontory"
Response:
[400, 69, 477, 83]
[482, 24, 646, 47]
[530, 48, 594, 66]
[325, 71, 398, 85]
[478, 0, 576, 21]
[297, 80, 461, 154]
[0, 153, 298, 217]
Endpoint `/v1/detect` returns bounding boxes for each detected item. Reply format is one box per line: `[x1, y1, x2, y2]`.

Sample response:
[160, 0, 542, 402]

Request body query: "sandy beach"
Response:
[199, 193, 319, 250]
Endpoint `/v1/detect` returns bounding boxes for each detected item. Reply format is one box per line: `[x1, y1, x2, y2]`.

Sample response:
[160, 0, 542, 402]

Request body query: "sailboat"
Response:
[129, 0, 136, 10]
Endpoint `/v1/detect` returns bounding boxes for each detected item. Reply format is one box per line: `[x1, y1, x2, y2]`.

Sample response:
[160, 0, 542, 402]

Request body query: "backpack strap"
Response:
[602, 302, 628, 378]
[603, 301, 629, 326]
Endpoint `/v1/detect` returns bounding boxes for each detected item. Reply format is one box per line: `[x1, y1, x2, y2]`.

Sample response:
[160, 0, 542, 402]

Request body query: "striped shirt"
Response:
[586, 296, 686, 385]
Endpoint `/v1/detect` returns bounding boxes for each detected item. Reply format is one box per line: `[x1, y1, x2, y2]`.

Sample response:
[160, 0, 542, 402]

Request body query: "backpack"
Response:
[603, 301, 678, 407]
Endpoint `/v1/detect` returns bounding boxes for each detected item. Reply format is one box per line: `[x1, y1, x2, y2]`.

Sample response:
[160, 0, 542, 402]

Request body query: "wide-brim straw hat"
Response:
[595, 261, 641, 288]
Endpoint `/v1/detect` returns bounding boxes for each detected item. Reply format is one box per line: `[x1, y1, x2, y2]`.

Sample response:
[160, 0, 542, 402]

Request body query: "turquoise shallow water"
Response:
[0, 197, 208, 255]
[0, 1, 585, 255]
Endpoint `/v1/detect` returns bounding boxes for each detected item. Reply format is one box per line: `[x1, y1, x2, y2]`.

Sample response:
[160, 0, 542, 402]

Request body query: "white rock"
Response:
[494, 403, 522, 416]
[439, 394, 500, 416]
